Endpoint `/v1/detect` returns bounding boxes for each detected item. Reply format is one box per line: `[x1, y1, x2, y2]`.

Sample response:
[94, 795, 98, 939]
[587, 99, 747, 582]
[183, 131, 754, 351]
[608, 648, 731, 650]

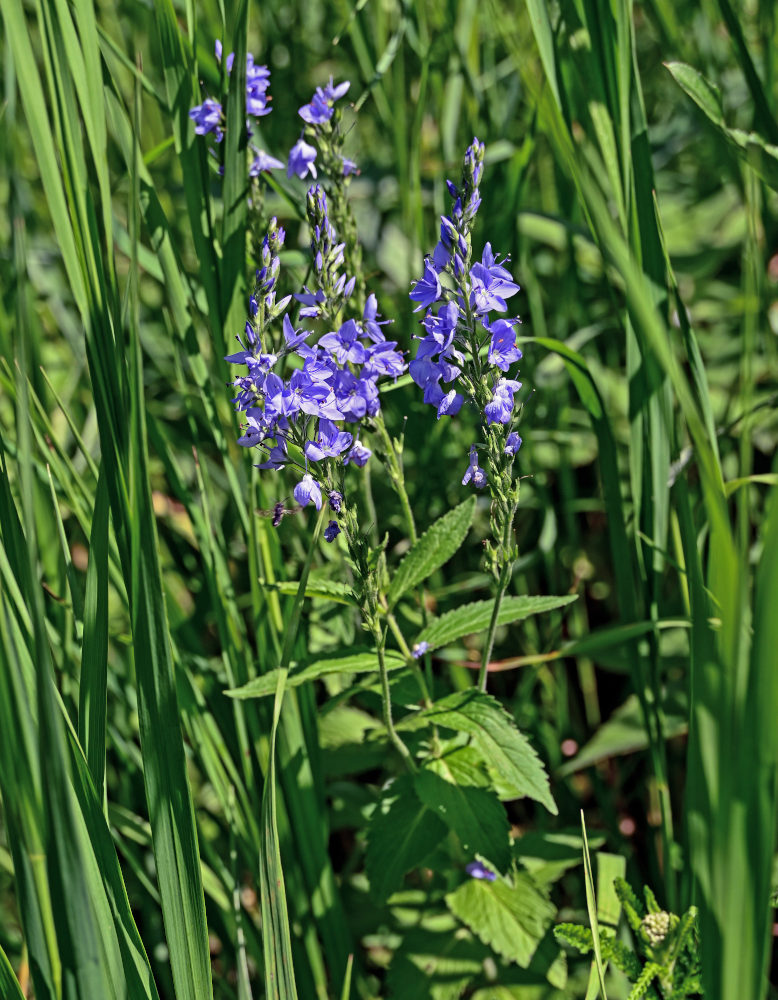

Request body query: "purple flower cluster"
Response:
[189, 41, 281, 176]
[408, 138, 524, 488]
[288, 78, 356, 180]
[226, 196, 406, 526]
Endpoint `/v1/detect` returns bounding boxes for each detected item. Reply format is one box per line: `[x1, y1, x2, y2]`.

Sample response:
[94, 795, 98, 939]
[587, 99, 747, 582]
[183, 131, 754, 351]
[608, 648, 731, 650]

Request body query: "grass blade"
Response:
[581, 812, 607, 1000]
[78, 465, 110, 799]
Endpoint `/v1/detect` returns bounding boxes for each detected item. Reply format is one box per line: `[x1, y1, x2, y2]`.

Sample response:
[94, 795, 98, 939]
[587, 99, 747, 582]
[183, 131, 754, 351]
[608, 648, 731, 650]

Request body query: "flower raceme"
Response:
[189, 40, 280, 177]
[288, 78, 355, 180]
[408, 138, 525, 493]
[225, 199, 406, 532]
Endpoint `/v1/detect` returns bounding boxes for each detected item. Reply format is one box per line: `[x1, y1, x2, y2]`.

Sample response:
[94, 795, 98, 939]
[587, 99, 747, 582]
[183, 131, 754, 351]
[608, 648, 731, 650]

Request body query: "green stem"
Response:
[384, 606, 432, 708]
[373, 623, 417, 771]
[477, 563, 511, 692]
[279, 505, 328, 673]
[373, 411, 417, 545]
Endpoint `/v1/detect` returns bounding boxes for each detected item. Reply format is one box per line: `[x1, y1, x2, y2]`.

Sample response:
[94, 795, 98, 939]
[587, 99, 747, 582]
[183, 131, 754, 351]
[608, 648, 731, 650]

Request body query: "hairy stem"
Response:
[373, 623, 417, 771]
[373, 411, 417, 545]
[384, 605, 432, 708]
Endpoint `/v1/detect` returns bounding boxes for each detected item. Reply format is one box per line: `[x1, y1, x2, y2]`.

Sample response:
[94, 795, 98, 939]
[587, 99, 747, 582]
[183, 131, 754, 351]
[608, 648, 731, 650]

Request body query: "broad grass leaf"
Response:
[365, 776, 447, 904]
[416, 595, 577, 652]
[226, 649, 405, 699]
[400, 691, 557, 813]
[445, 874, 555, 967]
[667, 61, 778, 189]
[664, 61, 724, 126]
[556, 693, 688, 777]
[387, 496, 476, 607]
[415, 763, 511, 873]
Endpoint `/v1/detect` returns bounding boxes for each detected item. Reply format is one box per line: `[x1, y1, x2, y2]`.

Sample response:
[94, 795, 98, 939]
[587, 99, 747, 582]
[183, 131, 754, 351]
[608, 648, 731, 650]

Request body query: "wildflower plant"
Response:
[192, 55, 577, 992]
[410, 138, 526, 690]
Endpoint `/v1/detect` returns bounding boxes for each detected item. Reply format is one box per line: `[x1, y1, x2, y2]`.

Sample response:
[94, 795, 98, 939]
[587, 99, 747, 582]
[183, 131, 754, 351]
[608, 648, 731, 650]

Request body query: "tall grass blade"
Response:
[581, 812, 607, 1000]
[78, 466, 110, 800]
[127, 70, 215, 1000]
[259, 511, 328, 999]
[0, 942, 26, 1000]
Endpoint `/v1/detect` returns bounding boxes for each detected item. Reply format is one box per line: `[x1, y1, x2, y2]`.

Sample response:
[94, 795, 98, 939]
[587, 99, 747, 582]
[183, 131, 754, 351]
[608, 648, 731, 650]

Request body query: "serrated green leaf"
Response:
[416, 595, 577, 652]
[226, 648, 405, 700]
[415, 762, 511, 872]
[388, 497, 476, 607]
[400, 691, 557, 813]
[446, 874, 555, 967]
[365, 776, 447, 903]
[259, 578, 356, 605]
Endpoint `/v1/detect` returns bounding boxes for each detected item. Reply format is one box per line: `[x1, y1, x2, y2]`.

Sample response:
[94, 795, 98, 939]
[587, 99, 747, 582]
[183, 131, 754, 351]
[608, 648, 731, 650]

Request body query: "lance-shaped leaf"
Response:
[387, 496, 476, 607]
[416, 594, 577, 652]
[226, 648, 406, 700]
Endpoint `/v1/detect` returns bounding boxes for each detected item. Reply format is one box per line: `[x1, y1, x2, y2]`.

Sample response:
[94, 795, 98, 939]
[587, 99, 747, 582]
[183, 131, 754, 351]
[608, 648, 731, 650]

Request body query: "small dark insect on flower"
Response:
[255, 501, 302, 526]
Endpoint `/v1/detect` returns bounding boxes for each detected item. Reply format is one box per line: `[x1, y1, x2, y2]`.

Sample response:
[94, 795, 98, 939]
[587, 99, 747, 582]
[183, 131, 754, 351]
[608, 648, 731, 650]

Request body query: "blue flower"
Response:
[288, 138, 318, 179]
[466, 861, 496, 881]
[412, 641, 429, 659]
[189, 98, 224, 140]
[294, 473, 323, 510]
[324, 520, 341, 543]
[304, 418, 353, 461]
[210, 43, 272, 120]
[294, 286, 326, 318]
[462, 445, 486, 487]
[342, 157, 358, 176]
[484, 378, 521, 425]
[344, 442, 371, 467]
[470, 243, 520, 314]
[363, 293, 391, 342]
[298, 77, 350, 124]
[487, 319, 522, 372]
[322, 77, 351, 102]
[363, 342, 406, 380]
[319, 319, 368, 365]
[409, 262, 442, 312]
[249, 149, 283, 176]
[328, 490, 344, 512]
[214, 40, 234, 72]
[435, 388, 464, 418]
[504, 432, 522, 455]
[255, 439, 288, 470]
[245, 55, 272, 118]
[299, 91, 332, 125]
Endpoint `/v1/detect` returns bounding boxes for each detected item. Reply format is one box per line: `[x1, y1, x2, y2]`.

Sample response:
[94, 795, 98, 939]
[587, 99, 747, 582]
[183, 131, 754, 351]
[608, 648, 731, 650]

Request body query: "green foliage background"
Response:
[0, 0, 777, 997]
